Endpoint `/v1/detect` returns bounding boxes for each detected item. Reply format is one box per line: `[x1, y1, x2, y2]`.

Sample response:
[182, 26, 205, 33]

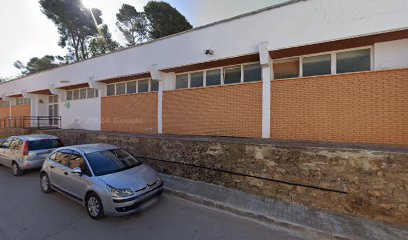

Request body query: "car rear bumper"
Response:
[103, 182, 163, 216]
[22, 159, 45, 170]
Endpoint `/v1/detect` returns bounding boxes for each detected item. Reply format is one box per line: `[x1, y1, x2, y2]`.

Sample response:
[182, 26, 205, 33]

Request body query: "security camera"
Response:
[205, 49, 214, 55]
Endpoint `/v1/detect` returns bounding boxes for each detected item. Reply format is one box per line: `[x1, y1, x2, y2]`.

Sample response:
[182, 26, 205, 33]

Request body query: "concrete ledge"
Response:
[161, 174, 408, 240]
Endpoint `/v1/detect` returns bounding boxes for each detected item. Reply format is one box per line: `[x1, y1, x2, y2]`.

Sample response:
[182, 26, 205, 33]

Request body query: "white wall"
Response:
[0, 0, 407, 97]
[59, 97, 101, 131]
[374, 38, 408, 70]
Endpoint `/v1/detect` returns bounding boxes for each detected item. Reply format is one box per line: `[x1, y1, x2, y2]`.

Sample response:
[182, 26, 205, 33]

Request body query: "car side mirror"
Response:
[71, 167, 82, 175]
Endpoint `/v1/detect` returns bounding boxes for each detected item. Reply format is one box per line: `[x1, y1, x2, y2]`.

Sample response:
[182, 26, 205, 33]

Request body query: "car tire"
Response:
[40, 173, 54, 193]
[86, 192, 105, 220]
[12, 162, 23, 176]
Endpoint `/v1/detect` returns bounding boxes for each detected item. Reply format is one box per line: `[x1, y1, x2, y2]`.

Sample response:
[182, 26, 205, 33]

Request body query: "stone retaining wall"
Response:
[33, 130, 408, 226]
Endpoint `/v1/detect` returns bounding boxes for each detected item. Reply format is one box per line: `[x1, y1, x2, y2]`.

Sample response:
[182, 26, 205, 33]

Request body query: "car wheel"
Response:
[12, 162, 23, 176]
[86, 193, 105, 220]
[40, 173, 54, 193]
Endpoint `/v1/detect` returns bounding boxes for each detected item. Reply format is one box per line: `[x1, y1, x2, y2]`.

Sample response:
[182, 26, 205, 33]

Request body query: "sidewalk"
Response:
[161, 174, 408, 240]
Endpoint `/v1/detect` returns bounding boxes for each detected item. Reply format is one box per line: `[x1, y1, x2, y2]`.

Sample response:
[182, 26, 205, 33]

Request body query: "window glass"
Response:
[73, 90, 80, 100]
[190, 72, 203, 88]
[206, 69, 221, 86]
[86, 148, 142, 176]
[116, 82, 126, 95]
[80, 89, 87, 99]
[28, 139, 63, 151]
[66, 91, 73, 101]
[138, 80, 149, 93]
[107, 84, 115, 96]
[9, 138, 22, 150]
[87, 88, 95, 98]
[70, 151, 85, 169]
[0, 138, 13, 149]
[303, 54, 331, 77]
[95, 89, 98, 98]
[337, 49, 371, 74]
[127, 81, 137, 94]
[176, 74, 188, 89]
[54, 150, 71, 166]
[244, 64, 262, 82]
[151, 80, 159, 92]
[224, 66, 241, 84]
[274, 58, 299, 79]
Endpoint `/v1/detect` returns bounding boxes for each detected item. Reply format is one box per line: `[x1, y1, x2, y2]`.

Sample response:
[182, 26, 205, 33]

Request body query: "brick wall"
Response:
[0, 106, 9, 118]
[271, 69, 408, 146]
[101, 93, 158, 134]
[11, 105, 31, 117]
[163, 82, 262, 138]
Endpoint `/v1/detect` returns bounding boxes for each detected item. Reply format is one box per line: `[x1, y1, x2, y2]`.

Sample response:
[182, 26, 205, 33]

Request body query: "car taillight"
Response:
[22, 141, 29, 156]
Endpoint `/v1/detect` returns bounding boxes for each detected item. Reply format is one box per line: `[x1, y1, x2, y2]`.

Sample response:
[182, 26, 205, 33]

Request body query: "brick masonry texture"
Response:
[271, 69, 408, 146]
[163, 82, 263, 138]
[10, 105, 31, 117]
[0, 106, 8, 118]
[101, 93, 158, 134]
[39, 130, 408, 226]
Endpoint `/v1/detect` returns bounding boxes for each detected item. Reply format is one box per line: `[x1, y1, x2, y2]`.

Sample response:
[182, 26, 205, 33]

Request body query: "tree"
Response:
[14, 55, 65, 75]
[116, 4, 148, 46]
[89, 24, 121, 57]
[39, 0, 103, 61]
[144, 1, 193, 40]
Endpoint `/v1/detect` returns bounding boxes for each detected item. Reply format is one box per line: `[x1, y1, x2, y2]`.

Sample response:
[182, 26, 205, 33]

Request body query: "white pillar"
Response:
[150, 64, 165, 134]
[259, 42, 272, 139]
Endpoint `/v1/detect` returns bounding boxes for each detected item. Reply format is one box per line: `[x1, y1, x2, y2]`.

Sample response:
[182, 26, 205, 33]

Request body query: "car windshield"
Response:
[85, 148, 142, 176]
[28, 139, 63, 151]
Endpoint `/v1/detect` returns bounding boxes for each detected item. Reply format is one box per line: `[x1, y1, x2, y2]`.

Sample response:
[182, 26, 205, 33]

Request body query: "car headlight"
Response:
[106, 184, 134, 198]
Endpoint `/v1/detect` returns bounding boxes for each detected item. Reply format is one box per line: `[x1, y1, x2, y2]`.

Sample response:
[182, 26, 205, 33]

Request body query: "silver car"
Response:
[0, 134, 63, 176]
[40, 144, 163, 219]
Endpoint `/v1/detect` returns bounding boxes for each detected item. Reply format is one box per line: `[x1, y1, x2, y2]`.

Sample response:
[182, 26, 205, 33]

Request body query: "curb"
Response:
[163, 187, 346, 240]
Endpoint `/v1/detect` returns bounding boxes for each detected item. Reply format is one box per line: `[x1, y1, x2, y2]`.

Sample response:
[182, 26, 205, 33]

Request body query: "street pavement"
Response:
[0, 166, 309, 240]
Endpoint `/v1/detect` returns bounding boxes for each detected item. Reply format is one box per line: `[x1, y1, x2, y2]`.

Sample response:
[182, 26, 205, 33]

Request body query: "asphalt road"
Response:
[0, 166, 309, 240]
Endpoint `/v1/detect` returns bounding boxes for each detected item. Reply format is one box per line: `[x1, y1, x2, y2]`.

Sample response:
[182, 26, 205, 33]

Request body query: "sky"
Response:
[0, 0, 287, 79]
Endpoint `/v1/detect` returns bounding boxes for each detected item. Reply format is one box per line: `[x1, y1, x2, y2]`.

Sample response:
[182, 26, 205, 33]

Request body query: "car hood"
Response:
[98, 164, 159, 191]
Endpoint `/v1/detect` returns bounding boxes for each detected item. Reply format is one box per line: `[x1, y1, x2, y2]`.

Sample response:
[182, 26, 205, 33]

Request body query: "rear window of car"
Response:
[28, 139, 63, 151]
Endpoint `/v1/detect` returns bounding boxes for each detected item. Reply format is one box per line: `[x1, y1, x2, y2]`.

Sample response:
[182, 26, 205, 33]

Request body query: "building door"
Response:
[48, 95, 59, 126]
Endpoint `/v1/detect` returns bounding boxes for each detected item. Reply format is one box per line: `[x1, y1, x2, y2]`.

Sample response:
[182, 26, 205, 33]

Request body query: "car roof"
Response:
[13, 134, 60, 141]
[61, 143, 119, 154]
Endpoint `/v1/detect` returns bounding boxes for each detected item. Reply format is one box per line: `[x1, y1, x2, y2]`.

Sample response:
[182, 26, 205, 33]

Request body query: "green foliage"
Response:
[39, 0, 104, 61]
[116, 4, 148, 46]
[144, 1, 193, 39]
[89, 24, 121, 57]
[13, 55, 65, 75]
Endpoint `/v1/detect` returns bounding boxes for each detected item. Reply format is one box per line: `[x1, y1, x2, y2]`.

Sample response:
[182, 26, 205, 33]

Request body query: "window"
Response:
[79, 89, 87, 99]
[274, 58, 299, 79]
[0, 101, 10, 107]
[138, 80, 149, 92]
[224, 66, 241, 85]
[0, 138, 12, 149]
[28, 139, 63, 151]
[86, 89, 94, 99]
[54, 150, 72, 166]
[69, 151, 85, 169]
[107, 84, 115, 96]
[244, 64, 262, 82]
[206, 69, 221, 86]
[190, 72, 204, 88]
[116, 82, 126, 95]
[127, 81, 137, 94]
[66, 91, 73, 100]
[176, 74, 188, 89]
[303, 54, 331, 77]
[73, 90, 80, 100]
[337, 49, 371, 74]
[16, 98, 31, 106]
[151, 80, 159, 92]
[9, 138, 22, 150]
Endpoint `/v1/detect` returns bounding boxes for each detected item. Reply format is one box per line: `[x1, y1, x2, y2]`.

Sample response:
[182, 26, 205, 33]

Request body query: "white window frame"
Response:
[67, 87, 99, 100]
[272, 46, 373, 80]
[174, 61, 262, 90]
[106, 78, 152, 96]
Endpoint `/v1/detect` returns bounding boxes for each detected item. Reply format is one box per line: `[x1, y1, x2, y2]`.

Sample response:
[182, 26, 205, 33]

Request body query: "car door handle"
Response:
[50, 166, 54, 169]
[64, 172, 69, 175]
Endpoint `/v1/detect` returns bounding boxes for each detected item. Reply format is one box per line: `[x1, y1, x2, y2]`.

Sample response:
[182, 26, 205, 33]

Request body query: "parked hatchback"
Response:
[40, 144, 163, 219]
[0, 134, 63, 176]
